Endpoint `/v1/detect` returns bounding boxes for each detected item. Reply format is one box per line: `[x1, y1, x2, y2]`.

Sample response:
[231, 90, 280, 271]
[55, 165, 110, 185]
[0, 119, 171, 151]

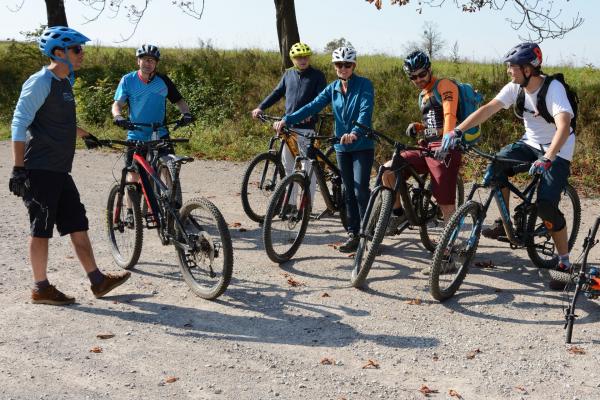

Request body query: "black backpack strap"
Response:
[536, 75, 555, 125]
[515, 87, 525, 119]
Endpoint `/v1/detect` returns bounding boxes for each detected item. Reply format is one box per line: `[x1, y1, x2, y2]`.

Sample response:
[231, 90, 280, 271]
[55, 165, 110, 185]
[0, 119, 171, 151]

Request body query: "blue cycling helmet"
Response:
[38, 26, 90, 57]
[403, 50, 431, 74]
[503, 42, 543, 68]
[136, 44, 160, 61]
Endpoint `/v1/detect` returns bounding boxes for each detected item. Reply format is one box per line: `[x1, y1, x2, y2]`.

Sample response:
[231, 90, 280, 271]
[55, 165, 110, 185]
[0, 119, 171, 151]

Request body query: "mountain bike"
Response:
[429, 145, 581, 301]
[563, 216, 600, 343]
[241, 113, 334, 223]
[349, 122, 464, 288]
[98, 133, 233, 300]
[262, 128, 347, 263]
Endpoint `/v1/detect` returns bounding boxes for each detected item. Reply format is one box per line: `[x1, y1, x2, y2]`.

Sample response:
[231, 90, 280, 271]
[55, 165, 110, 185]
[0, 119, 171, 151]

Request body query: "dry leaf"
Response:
[229, 222, 242, 228]
[321, 292, 330, 297]
[362, 359, 379, 369]
[96, 333, 115, 339]
[418, 385, 439, 396]
[432, 353, 439, 361]
[474, 260, 494, 268]
[407, 298, 422, 305]
[320, 357, 334, 365]
[466, 348, 481, 359]
[89, 346, 103, 353]
[346, 252, 356, 258]
[514, 386, 528, 394]
[449, 389, 463, 399]
[282, 273, 304, 287]
[567, 345, 586, 355]
[164, 376, 178, 384]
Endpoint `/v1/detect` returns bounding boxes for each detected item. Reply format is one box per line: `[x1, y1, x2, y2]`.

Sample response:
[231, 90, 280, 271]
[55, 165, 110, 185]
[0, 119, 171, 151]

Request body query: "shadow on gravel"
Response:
[71, 281, 440, 350]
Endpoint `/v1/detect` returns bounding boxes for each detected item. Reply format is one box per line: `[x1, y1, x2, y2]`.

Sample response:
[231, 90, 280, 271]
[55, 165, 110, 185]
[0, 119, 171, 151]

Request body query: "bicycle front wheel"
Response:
[351, 189, 393, 288]
[241, 152, 285, 223]
[176, 197, 233, 300]
[262, 173, 312, 263]
[526, 183, 581, 269]
[429, 200, 482, 301]
[420, 174, 465, 252]
[106, 183, 143, 269]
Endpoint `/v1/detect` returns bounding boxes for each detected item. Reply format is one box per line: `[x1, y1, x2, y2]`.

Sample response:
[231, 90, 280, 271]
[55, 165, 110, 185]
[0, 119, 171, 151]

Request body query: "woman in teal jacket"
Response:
[274, 47, 375, 253]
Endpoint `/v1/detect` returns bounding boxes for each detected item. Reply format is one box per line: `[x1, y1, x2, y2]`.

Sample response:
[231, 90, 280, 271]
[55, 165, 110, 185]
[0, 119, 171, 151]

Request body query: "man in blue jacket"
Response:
[9, 26, 130, 305]
[252, 42, 326, 205]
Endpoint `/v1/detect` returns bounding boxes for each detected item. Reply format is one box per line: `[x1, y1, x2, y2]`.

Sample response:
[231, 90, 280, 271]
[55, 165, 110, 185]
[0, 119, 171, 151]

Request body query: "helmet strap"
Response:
[50, 52, 75, 86]
[519, 65, 531, 88]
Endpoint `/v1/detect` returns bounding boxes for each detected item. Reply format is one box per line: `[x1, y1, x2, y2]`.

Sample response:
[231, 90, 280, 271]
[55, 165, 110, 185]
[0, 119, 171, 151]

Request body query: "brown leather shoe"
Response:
[31, 285, 75, 305]
[91, 271, 131, 298]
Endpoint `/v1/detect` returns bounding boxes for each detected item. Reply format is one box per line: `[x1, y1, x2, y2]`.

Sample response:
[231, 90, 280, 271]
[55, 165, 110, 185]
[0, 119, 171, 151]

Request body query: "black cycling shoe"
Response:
[482, 219, 506, 239]
[338, 234, 360, 253]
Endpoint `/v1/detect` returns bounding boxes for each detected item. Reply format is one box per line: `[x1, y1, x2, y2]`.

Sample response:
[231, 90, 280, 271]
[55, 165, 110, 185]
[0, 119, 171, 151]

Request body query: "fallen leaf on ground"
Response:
[282, 273, 304, 287]
[514, 386, 528, 394]
[89, 346, 103, 353]
[320, 357, 334, 365]
[407, 298, 422, 305]
[229, 222, 242, 228]
[449, 389, 463, 399]
[567, 345, 586, 355]
[346, 253, 356, 258]
[418, 385, 439, 396]
[96, 333, 115, 339]
[432, 353, 439, 361]
[321, 292, 330, 297]
[362, 359, 379, 369]
[475, 260, 494, 268]
[164, 376, 178, 384]
[466, 348, 481, 359]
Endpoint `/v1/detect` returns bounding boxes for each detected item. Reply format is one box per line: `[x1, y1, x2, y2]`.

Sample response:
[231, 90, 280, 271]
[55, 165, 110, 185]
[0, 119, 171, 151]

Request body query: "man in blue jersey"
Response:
[10, 26, 131, 305]
[111, 44, 193, 166]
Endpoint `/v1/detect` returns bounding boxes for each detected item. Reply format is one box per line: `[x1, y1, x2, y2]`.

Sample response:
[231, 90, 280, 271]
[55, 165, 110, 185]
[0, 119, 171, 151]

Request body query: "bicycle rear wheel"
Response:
[106, 183, 143, 269]
[420, 175, 465, 252]
[429, 200, 482, 301]
[176, 197, 233, 300]
[351, 189, 393, 288]
[526, 183, 581, 269]
[262, 173, 311, 263]
[241, 152, 285, 223]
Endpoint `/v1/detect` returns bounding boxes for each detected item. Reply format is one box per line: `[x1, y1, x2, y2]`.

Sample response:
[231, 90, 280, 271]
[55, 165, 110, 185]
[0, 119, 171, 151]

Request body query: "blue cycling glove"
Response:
[529, 156, 552, 175]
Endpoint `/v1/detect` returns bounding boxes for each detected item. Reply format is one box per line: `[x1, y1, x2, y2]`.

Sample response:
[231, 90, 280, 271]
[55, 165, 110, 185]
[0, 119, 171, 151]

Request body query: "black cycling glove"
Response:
[9, 166, 29, 198]
[84, 133, 102, 149]
[114, 117, 136, 130]
[179, 113, 194, 127]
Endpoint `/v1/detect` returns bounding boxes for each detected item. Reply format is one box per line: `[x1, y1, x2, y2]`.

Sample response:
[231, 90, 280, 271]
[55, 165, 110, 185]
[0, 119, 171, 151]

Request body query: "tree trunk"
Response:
[46, 0, 68, 27]
[274, 0, 300, 70]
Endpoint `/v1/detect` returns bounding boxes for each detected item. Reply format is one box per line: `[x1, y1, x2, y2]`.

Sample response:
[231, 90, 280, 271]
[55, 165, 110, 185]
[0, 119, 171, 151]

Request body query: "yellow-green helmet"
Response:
[289, 42, 312, 58]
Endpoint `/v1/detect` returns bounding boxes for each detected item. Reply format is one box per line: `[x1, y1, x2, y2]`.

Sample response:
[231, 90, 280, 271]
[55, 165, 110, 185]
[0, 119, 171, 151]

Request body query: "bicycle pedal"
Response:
[144, 214, 159, 229]
[541, 241, 555, 256]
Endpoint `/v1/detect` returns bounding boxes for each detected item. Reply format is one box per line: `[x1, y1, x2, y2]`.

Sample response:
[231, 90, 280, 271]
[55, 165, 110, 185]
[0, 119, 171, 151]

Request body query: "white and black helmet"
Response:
[331, 46, 357, 64]
[136, 44, 160, 60]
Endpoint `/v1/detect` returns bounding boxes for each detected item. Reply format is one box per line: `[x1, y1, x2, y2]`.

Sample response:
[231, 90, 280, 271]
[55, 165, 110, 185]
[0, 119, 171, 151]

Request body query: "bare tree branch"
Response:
[367, 0, 584, 41]
[6, 0, 25, 12]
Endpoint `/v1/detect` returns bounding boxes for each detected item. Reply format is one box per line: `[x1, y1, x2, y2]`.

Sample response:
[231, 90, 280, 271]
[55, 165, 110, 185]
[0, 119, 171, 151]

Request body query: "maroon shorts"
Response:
[398, 145, 462, 205]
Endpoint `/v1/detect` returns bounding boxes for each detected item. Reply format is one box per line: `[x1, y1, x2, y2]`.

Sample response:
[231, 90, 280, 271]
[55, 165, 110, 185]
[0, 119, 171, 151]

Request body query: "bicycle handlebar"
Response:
[98, 137, 189, 149]
[466, 145, 532, 168]
[121, 119, 187, 132]
[352, 120, 433, 156]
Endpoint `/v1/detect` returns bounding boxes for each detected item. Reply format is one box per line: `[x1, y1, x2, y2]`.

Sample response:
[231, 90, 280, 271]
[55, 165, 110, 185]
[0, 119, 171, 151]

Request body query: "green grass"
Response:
[1, 42, 599, 194]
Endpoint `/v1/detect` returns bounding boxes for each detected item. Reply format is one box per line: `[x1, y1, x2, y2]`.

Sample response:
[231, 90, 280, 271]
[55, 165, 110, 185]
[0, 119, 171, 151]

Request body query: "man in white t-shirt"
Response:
[439, 42, 575, 287]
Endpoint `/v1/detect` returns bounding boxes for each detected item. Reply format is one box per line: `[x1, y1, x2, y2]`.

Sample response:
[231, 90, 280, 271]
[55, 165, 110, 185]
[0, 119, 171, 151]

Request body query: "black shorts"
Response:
[23, 170, 89, 238]
[124, 135, 175, 167]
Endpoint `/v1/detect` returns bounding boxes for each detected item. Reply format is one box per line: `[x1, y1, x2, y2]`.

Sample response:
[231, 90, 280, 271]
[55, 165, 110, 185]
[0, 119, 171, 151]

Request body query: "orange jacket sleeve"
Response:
[437, 79, 459, 133]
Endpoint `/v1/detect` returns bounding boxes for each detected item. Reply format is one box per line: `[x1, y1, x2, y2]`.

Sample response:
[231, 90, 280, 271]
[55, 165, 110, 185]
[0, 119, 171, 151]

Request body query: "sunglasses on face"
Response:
[409, 70, 429, 80]
[334, 62, 354, 69]
[67, 45, 83, 55]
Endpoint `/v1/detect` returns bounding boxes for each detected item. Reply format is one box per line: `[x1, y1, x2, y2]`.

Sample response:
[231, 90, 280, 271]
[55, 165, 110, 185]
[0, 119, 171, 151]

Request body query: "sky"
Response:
[0, 0, 597, 66]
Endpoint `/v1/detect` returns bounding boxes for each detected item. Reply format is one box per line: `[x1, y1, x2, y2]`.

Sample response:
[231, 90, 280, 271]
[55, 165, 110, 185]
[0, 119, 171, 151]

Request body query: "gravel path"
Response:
[0, 141, 599, 400]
